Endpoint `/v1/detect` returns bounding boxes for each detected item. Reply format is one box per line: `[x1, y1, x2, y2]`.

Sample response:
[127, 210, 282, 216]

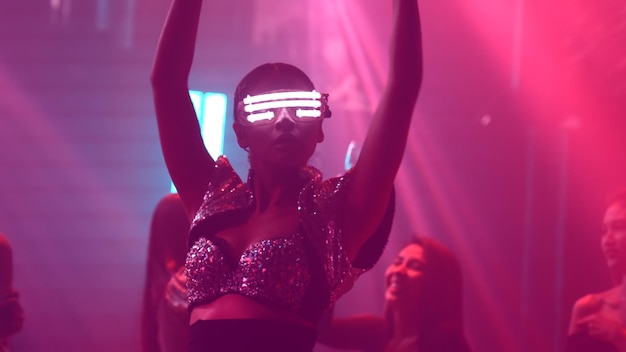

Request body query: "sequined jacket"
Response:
[185, 156, 393, 323]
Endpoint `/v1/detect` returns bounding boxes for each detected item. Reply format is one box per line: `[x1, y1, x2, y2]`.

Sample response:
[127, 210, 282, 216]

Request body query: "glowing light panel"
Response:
[171, 90, 227, 193]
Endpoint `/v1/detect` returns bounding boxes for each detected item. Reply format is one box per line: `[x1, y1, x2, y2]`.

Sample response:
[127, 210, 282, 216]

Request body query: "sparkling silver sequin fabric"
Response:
[186, 232, 309, 312]
[185, 156, 389, 314]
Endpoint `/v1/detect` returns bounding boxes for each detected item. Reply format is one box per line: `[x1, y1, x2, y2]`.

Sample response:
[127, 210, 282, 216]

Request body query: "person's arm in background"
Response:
[317, 305, 387, 352]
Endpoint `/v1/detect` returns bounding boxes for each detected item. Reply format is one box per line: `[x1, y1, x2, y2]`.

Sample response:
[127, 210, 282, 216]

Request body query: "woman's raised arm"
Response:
[341, 0, 423, 259]
[151, 0, 215, 219]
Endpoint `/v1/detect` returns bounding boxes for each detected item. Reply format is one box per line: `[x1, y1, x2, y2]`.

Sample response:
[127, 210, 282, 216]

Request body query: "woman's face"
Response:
[234, 86, 324, 169]
[384, 243, 426, 308]
[601, 201, 626, 273]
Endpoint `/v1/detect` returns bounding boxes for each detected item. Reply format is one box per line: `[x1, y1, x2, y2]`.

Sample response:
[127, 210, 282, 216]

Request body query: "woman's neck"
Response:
[249, 164, 303, 211]
[390, 306, 420, 340]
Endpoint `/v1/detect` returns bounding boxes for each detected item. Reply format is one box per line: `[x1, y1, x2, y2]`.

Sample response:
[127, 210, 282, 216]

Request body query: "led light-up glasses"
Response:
[239, 90, 330, 125]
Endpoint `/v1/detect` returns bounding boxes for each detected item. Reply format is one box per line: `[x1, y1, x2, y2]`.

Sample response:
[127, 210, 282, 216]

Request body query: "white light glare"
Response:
[243, 90, 321, 104]
[296, 109, 321, 118]
[171, 90, 227, 193]
[244, 100, 321, 113]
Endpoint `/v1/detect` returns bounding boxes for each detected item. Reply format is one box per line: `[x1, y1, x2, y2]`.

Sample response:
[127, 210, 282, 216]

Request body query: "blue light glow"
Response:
[171, 91, 227, 193]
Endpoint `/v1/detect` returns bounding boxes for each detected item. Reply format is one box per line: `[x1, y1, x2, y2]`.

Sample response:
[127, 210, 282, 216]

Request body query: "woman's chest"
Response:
[215, 207, 302, 258]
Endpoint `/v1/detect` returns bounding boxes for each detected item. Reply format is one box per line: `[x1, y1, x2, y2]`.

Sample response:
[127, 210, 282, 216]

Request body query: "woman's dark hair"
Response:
[416, 236, 464, 334]
[386, 235, 468, 352]
[233, 63, 316, 122]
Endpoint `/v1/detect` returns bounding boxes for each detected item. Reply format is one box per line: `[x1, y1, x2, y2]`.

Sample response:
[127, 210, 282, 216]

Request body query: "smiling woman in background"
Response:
[318, 235, 472, 352]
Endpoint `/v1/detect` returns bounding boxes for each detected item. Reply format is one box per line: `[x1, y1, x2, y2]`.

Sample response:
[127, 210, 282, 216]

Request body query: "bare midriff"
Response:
[189, 294, 314, 328]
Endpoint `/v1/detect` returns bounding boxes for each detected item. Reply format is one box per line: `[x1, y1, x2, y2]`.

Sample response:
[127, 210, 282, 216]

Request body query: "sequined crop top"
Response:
[185, 156, 394, 323]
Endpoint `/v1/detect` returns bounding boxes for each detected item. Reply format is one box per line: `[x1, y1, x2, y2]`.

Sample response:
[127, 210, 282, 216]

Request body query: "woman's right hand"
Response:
[569, 294, 604, 334]
[578, 313, 626, 351]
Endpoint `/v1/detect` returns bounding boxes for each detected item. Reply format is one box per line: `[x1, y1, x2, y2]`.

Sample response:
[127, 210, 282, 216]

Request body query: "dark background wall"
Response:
[1, 0, 625, 351]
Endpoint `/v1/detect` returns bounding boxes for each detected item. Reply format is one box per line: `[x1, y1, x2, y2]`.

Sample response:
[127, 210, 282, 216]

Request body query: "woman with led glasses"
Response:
[151, 0, 422, 351]
[239, 90, 330, 124]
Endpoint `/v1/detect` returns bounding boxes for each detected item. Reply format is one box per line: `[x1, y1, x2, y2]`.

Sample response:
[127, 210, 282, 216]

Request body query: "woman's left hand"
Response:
[0, 292, 23, 337]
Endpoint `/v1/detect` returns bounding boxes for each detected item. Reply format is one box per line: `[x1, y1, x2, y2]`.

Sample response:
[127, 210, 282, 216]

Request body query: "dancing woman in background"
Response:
[141, 194, 189, 352]
[567, 190, 626, 352]
[318, 236, 472, 352]
[151, 0, 422, 350]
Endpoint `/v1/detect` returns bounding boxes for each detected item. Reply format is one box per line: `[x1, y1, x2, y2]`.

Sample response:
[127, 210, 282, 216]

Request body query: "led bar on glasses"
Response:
[243, 90, 323, 122]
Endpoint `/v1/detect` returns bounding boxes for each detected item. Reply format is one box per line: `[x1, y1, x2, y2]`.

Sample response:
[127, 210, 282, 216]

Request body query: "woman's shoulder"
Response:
[571, 287, 618, 320]
[573, 293, 598, 308]
[574, 288, 616, 308]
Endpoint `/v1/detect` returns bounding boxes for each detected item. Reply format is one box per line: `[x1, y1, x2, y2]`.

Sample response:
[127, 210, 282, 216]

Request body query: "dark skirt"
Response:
[189, 319, 317, 352]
